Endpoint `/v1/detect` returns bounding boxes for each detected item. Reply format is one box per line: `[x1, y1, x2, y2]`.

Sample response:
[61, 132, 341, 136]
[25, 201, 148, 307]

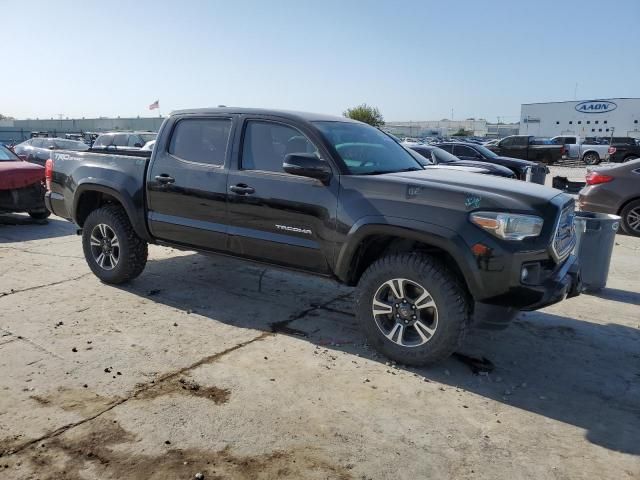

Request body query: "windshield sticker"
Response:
[465, 195, 481, 210]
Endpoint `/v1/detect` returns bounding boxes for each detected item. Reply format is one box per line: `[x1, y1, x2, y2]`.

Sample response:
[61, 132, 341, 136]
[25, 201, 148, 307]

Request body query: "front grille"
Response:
[552, 203, 576, 262]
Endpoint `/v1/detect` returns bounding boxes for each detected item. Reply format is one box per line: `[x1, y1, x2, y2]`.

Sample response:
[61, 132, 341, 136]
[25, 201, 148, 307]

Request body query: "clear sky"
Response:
[3, 0, 639, 122]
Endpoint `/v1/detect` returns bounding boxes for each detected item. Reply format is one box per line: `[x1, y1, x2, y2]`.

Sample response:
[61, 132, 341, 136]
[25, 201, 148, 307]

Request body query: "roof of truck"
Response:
[169, 107, 358, 123]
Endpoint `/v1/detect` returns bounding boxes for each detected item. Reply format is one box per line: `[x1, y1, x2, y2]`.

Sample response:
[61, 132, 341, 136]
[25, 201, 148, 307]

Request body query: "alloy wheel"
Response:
[89, 223, 120, 270]
[584, 153, 598, 165]
[372, 278, 438, 347]
[627, 207, 640, 233]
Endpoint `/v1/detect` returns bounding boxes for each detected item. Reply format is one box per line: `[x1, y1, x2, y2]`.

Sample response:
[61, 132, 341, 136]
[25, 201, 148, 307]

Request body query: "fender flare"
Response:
[334, 215, 482, 297]
[73, 182, 151, 241]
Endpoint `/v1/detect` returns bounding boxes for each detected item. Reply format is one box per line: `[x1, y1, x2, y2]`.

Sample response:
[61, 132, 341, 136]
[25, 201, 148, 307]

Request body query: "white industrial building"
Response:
[520, 98, 640, 138]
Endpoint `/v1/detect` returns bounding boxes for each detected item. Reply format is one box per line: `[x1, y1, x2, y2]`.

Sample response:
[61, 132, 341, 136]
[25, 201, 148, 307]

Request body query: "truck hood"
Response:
[0, 161, 45, 190]
[382, 168, 562, 212]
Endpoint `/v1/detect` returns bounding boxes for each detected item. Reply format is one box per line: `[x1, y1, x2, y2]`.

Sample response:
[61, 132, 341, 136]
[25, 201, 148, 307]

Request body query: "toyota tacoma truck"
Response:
[45, 108, 581, 365]
[487, 135, 565, 165]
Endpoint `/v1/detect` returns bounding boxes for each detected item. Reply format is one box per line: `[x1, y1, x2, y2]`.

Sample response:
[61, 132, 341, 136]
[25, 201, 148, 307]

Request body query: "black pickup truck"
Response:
[45, 108, 580, 365]
[487, 135, 565, 165]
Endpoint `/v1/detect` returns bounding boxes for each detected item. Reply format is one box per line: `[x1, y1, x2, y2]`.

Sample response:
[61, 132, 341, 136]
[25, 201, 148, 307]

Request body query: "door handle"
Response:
[155, 174, 175, 184]
[229, 184, 255, 195]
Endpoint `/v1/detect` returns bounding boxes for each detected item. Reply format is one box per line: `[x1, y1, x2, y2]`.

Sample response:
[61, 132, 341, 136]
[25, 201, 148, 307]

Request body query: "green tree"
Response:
[452, 128, 472, 137]
[343, 104, 385, 127]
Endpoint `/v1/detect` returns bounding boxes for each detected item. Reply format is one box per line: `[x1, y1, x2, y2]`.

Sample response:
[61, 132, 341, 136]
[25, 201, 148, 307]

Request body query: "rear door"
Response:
[226, 117, 339, 273]
[499, 136, 528, 159]
[147, 115, 235, 252]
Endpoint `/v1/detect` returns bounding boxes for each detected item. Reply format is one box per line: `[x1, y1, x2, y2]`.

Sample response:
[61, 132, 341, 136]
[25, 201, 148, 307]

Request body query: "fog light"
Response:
[521, 267, 529, 282]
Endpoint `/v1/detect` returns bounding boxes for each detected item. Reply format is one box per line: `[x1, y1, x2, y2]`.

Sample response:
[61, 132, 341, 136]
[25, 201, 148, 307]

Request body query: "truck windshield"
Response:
[313, 121, 422, 175]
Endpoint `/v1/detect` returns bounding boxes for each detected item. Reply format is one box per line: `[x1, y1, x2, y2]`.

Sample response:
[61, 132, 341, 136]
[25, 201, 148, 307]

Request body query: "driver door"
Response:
[226, 117, 339, 273]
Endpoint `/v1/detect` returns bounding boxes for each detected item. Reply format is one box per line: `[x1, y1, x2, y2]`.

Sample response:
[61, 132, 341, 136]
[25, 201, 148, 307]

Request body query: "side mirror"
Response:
[283, 153, 331, 182]
[48, 145, 55, 150]
[134, 142, 143, 148]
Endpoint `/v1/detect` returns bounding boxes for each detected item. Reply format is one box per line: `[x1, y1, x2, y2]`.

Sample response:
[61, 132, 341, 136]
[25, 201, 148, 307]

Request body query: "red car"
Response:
[0, 144, 50, 219]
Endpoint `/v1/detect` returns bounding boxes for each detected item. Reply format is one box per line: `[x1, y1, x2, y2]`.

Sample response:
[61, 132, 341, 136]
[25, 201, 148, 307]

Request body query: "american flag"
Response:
[149, 100, 159, 110]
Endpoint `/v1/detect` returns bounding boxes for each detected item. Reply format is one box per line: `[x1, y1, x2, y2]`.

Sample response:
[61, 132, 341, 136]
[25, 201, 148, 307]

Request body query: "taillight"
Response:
[45, 158, 53, 191]
[560, 145, 566, 155]
[608, 146, 617, 155]
[586, 171, 613, 185]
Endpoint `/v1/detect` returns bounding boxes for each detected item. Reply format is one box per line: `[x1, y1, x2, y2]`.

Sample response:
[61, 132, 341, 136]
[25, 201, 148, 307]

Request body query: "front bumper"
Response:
[473, 251, 582, 312]
[0, 183, 46, 214]
[519, 254, 581, 311]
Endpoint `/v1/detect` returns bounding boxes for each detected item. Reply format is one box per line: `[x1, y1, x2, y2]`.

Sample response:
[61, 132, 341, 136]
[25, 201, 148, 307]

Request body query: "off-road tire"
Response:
[582, 152, 600, 165]
[82, 205, 148, 284]
[28, 209, 51, 220]
[620, 199, 640, 237]
[355, 253, 470, 366]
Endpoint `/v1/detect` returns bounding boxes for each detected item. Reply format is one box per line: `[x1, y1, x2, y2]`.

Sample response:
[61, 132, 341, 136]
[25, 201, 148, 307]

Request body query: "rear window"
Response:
[53, 139, 88, 151]
[169, 118, 232, 166]
[112, 134, 128, 147]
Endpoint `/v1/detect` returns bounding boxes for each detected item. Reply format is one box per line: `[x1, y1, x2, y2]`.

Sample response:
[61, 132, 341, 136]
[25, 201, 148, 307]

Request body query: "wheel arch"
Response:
[73, 184, 150, 241]
[335, 217, 480, 298]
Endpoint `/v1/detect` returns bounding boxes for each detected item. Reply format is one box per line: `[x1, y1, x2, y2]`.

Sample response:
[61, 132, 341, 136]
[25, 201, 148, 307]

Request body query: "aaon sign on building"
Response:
[520, 98, 640, 137]
[574, 100, 618, 114]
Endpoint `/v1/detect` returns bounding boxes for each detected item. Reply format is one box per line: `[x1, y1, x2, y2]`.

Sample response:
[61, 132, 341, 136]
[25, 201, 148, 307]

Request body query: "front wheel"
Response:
[82, 205, 148, 284]
[28, 209, 51, 220]
[582, 152, 600, 165]
[355, 253, 470, 366]
[620, 199, 640, 237]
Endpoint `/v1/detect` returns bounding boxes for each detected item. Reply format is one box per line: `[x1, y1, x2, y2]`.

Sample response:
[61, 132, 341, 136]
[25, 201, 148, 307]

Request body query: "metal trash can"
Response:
[573, 212, 620, 292]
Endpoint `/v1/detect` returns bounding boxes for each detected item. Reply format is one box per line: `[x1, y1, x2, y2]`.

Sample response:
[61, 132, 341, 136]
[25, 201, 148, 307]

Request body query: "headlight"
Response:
[470, 212, 543, 240]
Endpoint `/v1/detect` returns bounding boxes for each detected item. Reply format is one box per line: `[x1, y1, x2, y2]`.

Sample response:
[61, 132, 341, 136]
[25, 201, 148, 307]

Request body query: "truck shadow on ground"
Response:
[119, 251, 640, 456]
[0, 214, 74, 242]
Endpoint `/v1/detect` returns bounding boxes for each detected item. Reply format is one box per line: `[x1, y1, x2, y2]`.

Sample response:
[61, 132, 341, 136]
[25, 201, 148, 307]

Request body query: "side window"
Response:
[454, 145, 478, 157]
[128, 135, 143, 147]
[32, 139, 44, 148]
[500, 137, 514, 147]
[112, 134, 128, 147]
[438, 144, 454, 153]
[513, 136, 528, 147]
[241, 121, 317, 173]
[93, 136, 111, 147]
[169, 118, 232, 166]
[566, 137, 576, 144]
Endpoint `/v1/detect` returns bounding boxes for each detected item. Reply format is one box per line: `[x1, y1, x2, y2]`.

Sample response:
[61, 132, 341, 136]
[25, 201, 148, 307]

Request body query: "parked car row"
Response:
[402, 139, 548, 184]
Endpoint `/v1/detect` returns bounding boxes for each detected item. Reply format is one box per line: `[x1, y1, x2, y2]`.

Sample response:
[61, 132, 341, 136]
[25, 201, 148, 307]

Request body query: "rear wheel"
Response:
[82, 205, 148, 284]
[620, 199, 640, 237]
[624, 155, 638, 162]
[355, 253, 470, 366]
[582, 152, 600, 165]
